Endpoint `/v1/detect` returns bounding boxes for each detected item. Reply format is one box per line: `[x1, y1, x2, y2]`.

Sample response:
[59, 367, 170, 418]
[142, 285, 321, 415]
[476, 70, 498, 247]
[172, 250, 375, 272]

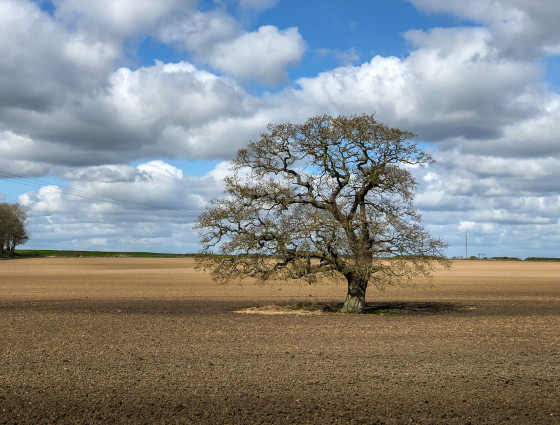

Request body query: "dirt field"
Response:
[1, 258, 559, 424]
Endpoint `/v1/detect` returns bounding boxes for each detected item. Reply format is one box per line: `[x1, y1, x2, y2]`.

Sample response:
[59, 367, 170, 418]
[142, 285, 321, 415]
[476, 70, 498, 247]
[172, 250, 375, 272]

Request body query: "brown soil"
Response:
[1, 258, 559, 424]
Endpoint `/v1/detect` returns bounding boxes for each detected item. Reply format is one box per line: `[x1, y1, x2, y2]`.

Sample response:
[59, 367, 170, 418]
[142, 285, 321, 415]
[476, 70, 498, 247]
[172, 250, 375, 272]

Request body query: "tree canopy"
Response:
[0, 202, 30, 256]
[195, 114, 449, 312]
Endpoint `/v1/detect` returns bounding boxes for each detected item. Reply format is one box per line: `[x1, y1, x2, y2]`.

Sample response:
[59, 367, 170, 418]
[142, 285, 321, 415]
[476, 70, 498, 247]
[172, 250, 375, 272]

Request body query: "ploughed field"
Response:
[0, 258, 559, 424]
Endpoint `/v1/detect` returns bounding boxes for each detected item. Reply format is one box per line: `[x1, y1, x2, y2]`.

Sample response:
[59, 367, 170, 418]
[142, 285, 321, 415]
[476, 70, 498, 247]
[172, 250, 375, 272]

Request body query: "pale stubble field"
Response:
[0, 258, 559, 424]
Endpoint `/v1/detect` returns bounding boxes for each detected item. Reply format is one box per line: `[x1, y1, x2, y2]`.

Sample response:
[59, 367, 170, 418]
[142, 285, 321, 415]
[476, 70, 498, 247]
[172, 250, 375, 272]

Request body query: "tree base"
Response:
[340, 294, 365, 314]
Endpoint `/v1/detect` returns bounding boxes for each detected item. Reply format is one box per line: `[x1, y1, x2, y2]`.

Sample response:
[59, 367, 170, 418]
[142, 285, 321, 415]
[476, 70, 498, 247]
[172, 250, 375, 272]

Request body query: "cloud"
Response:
[0, 60, 259, 166]
[61, 164, 137, 183]
[19, 160, 229, 253]
[316, 47, 361, 66]
[2, 6, 558, 188]
[20, 160, 228, 218]
[52, 0, 190, 40]
[207, 26, 306, 85]
[412, 151, 560, 255]
[293, 26, 542, 142]
[238, 0, 279, 12]
[159, 13, 305, 85]
[157, 9, 239, 53]
[20, 185, 65, 215]
[460, 90, 560, 158]
[408, 0, 560, 59]
[0, 0, 117, 112]
[2, 2, 556, 170]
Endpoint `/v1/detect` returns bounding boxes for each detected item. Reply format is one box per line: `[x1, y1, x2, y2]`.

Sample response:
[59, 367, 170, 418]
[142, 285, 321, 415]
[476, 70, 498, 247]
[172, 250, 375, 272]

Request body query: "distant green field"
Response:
[11, 250, 196, 258]
[6, 250, 560, 261]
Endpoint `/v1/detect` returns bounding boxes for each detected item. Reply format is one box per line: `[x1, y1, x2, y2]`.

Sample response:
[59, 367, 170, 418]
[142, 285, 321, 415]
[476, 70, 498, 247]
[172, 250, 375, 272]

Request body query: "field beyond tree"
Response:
[1, 258, 558, 424]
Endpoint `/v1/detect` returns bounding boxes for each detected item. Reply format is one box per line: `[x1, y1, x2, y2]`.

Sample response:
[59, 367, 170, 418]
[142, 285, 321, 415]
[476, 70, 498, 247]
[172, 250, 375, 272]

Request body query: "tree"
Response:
[0, 202, 30, 256]
[195, 114, 449, 313]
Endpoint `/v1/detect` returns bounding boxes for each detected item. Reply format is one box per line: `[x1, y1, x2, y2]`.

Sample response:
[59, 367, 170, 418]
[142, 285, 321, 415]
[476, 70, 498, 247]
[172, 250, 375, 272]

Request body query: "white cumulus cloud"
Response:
[408, 0, 560, 59]
[207, 25, 306, 85]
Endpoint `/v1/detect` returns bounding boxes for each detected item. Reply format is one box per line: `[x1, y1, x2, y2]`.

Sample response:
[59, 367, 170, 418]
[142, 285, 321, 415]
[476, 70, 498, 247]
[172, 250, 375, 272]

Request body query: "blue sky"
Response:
[132, 0, 470, 88]
[1, 0, 560, 258]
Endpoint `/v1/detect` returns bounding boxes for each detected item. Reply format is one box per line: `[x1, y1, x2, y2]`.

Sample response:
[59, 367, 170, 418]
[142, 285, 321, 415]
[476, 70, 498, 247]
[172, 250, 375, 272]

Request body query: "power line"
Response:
[0, 169, 200, 215]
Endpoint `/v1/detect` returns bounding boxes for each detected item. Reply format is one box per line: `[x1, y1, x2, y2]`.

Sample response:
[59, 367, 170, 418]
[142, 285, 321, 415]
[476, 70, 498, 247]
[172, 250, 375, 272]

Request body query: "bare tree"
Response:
[0, 203, 30, 256]
[195, 114, 449, 313]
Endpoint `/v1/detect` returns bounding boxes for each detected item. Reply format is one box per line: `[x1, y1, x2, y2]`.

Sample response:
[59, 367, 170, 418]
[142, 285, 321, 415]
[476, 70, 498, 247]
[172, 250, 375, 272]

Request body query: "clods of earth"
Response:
[1, 258, 559, 424]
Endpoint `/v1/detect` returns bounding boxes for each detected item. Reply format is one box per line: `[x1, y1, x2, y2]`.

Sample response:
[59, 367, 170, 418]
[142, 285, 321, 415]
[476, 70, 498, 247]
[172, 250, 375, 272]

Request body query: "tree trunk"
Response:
[341, 275, 367, 313]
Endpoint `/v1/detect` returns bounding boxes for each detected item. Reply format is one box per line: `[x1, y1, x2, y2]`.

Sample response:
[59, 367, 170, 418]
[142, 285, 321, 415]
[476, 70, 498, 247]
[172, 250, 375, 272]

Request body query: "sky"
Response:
[1, 0, 560, 258]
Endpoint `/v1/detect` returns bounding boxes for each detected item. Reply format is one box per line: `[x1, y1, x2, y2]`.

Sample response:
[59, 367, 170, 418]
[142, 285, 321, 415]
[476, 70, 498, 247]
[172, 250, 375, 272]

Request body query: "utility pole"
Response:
[465, 233, 468, 259]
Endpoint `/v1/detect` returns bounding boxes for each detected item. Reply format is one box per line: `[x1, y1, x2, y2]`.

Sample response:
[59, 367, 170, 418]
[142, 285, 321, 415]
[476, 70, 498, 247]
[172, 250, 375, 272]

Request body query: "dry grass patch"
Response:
[233, 304, 329, 315]
[234, 301, 469, 315]
[233, 302, 401, 315]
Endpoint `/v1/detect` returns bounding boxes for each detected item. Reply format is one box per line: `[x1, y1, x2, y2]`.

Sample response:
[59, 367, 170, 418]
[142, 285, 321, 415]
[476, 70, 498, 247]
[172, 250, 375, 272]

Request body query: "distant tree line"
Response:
[0, 202, 30, 256]
[525, 257, 560, 262]
[452, 256, 560, 262]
